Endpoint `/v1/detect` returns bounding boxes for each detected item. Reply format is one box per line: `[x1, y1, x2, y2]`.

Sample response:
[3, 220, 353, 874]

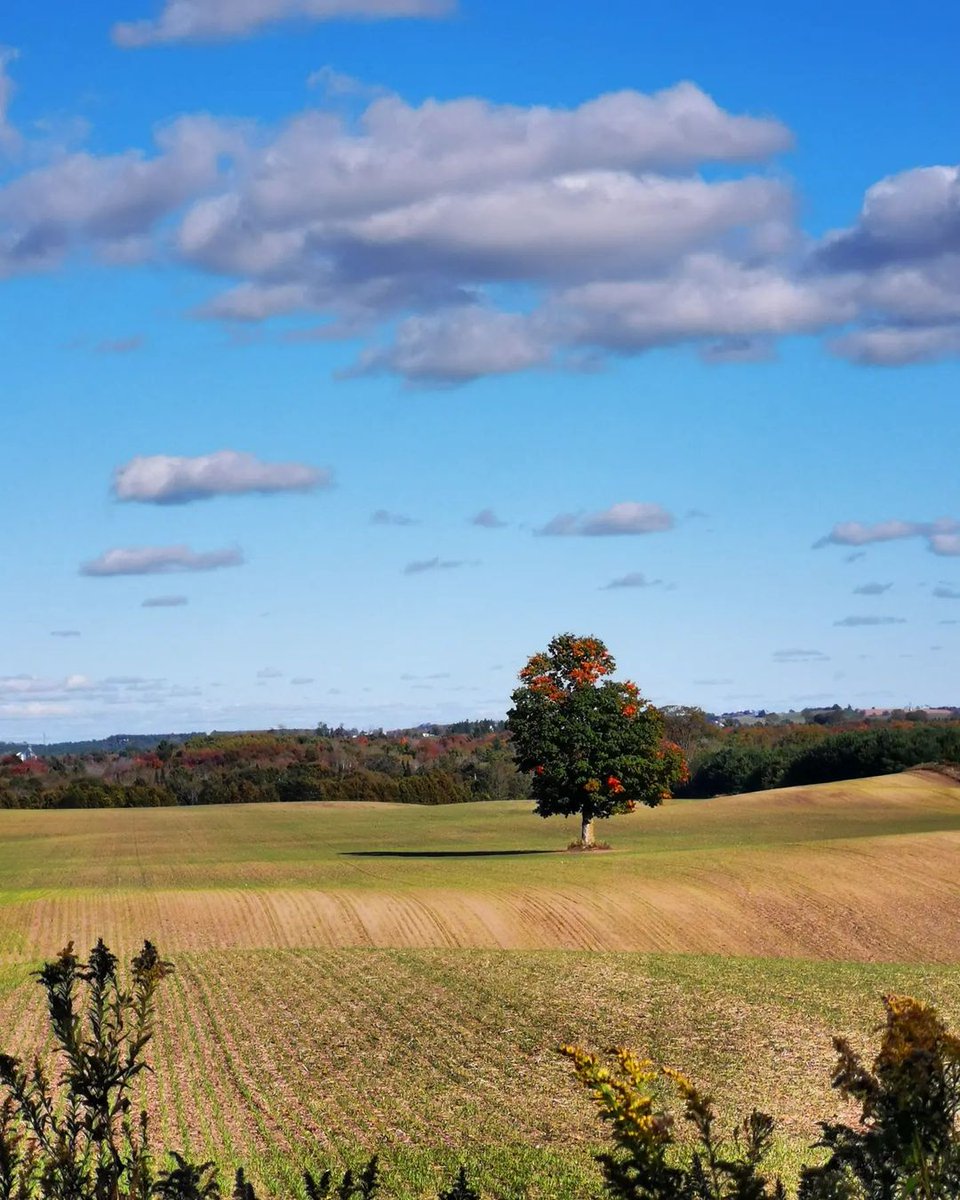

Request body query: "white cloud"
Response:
[816, 164, 960, 365]
[371, 509, 417, 525]
[172, 84, 794, 381]
[113, 449, 329, 504]
[834, 615, 907, 627]
[932, 534, 960, 557]
[538, 501, 675, 537]
[471, 509, 507, 529]
[403, 556, 470, 575]
[601, 572, 663, 589]
[348, 309, 552, 384]
[818, 166, 960, 271]
[814, 518, 960, 553]
[0, 115, 240, 277]
[553, 254, 853, 353]
[831, 323, 960, 366]
[113, 0, 455, 47]
[773, 648, 829, 662]
[80, 545, 244, 576]
[853, 582, 892, 595]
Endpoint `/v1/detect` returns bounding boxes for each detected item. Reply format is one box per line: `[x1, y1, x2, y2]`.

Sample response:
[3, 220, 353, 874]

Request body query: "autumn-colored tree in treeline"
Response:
[507, 634, 688, 848]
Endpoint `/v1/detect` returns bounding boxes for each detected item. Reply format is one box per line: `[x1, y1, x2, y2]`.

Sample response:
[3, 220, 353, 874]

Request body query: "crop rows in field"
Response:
[1, 949, 960, 1197]
[2, 824, 960, 963]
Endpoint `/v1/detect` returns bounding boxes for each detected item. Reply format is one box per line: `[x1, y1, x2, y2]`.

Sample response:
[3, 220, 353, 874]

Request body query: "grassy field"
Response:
[1, 769, 959, 1196]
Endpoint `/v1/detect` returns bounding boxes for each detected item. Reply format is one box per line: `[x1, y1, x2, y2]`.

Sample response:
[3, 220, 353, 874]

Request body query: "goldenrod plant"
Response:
[565, 995, 960, 1200]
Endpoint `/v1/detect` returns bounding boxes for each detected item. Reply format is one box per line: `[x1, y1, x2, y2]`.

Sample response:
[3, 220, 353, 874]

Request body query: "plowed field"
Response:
[0, 769, 958, 1196]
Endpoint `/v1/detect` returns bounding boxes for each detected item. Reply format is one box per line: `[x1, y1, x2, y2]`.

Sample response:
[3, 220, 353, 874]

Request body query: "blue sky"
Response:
[2, 0, 959, 740]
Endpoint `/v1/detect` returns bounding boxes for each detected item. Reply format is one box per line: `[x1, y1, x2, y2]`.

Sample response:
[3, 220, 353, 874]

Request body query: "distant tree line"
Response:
[1, 717, 957, 810]
[680, 721, 960, 796]
[0, 729, 530, 810]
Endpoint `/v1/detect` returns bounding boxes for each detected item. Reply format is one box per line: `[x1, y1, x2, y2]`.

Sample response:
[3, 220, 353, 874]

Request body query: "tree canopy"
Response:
[506, 634, 687, 846]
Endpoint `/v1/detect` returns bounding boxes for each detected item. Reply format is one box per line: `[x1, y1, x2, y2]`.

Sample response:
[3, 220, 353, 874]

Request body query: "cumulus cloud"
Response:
[538, 501, 674, 537]
[168, 83, 800, 378]
[290, 676, 314, 685]
[347, 308, 552, 385]
[933, 584, 960, 599]
[371, 509, 417, 526]
[80, 545, 243, 576]
[471, 509, 507, 528]
[601, 572, 663, 590]
[257, 667, 283, 679]
[818, 166, 960, 272]
[831, 324, 960, 366]
[815, 518, 960, 554]
[113, 449, 329, 503]
[403, 556, 470, 575]
[50, 629, 81, 637]
[0, 115, 240, 278]
[21, 65, 960, 376]
[113, 0, 455, 47]
[773, 648, 829, 662]
[814, 164, 960, 365]
[141, 595, 189, 607]
[834, 615, 907, 627]
[853, 581, 893, 595]
[552, 254, 852, 355]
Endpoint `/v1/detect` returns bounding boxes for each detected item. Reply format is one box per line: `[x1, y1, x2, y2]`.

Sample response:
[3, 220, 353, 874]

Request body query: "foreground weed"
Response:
[564, 993, 960, 1200]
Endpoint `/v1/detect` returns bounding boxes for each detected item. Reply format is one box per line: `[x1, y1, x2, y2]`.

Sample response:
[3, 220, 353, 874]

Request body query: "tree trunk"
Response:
[580, 814, 595, 848]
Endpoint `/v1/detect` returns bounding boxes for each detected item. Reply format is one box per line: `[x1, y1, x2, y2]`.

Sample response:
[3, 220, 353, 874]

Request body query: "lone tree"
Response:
[507, 633, 687, 848]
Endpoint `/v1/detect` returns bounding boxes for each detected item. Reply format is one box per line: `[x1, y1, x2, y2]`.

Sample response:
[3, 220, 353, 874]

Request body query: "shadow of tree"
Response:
[340, 849, 556, 858]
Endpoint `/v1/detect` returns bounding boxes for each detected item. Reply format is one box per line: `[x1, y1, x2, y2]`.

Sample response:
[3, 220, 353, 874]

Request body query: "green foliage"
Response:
[684, 724, 960, 797]
[507, 634, 687, 843]
[0, 938, 176, 1200]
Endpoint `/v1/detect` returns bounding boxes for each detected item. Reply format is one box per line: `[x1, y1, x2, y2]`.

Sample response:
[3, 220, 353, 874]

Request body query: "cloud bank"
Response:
[3, 51, 960, 380]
